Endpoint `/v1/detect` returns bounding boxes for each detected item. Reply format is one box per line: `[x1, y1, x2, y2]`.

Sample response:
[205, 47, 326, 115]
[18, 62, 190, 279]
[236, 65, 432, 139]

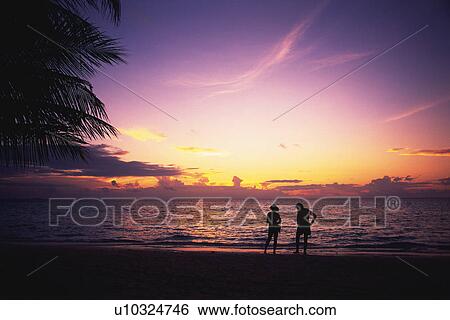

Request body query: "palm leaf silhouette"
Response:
[0, 0, 124, 166]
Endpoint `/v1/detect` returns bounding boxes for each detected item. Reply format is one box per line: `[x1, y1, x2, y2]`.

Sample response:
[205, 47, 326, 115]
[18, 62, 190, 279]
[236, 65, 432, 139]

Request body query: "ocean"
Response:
[0, 198, 449, 255]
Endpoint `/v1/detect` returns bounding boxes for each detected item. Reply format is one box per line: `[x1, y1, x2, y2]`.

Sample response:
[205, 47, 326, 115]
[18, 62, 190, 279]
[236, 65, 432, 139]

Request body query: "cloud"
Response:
[1, 144, 182, 178]
[171, 5, 324, 96]
[309, 51, 373, 72]
[437, 177, 450, 185]
[279, 143, 302, 149]
[56, 144, 181, 177]
[194, 177, 210, 186]
[387, 147, 450, 157]
[111, 180, 119, 188]
[120, 127, 166, 142]
[157, 177, 185, 191]
[96, 144, 129, 156]
[110, 179, 141, 189]
[232, 176, 243, 187]
[125, 181, 141, 189]
[267, 175, 449, 197]
[265, 179, 303, 183]
[391, 175, 415, 182]
[361, 176, 432, 195]
[384, 96, 450, 123]
[387, 147, 407, 153]
[261, 179, 303, 189]
[401, 148, 450, 157]
[176, 146, 223, 156]
[275, 183, 354, 191]
[2, 173, 449, 199]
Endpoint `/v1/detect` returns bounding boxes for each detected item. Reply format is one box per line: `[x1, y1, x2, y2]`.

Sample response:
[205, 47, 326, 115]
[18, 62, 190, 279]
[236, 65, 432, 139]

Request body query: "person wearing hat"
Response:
[264, 204, 282, 254]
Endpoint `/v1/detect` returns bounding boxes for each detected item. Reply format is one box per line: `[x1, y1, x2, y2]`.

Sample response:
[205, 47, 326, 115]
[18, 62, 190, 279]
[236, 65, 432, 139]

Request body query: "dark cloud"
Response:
[274, 183, 358, 195]
[1, 168, 449, 199]
[232, 176, 243, 187]
[157, 177, 185, 191]
[392, 176, 415, 183]
[360, 176, 434, 195]
[268, 176, 449, 197]
[265, 179, 303, 183]
[387, 147, 406, 152]
[111, 180, 119, 188]
[437, 177, 450, 185]
[97, 144, 129, 156]
[407, 148, 450, 156]
[275, 184, 323, 191]
[1, 144, 182, 178]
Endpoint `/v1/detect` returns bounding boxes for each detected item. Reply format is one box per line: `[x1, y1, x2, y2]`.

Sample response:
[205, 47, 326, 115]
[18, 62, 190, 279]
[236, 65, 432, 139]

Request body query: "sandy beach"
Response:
[0, 244, 449, 299]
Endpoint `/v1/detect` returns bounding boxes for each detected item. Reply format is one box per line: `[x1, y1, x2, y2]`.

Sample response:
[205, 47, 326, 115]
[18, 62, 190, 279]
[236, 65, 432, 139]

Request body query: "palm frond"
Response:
[54, 0, 121, 24]
[0, 0, 124, 167]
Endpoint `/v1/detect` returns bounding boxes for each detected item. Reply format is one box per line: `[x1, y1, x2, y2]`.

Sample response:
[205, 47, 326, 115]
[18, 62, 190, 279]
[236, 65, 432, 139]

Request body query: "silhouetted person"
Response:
[295, 203, 317, 255]
[264, 204, 281, 254]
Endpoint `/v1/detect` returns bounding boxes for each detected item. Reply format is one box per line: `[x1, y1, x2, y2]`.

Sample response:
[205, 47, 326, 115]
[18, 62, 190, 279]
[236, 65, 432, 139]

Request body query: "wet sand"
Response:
[0, 244, 449, 299]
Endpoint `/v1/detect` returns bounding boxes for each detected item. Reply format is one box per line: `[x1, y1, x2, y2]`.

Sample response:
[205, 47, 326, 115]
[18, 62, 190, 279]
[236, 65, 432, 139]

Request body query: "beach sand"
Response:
[0, 244, 449, 299]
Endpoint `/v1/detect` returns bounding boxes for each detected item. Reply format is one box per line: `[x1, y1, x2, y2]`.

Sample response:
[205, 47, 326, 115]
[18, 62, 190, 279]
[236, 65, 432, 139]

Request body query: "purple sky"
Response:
[2, 0, 449, 198]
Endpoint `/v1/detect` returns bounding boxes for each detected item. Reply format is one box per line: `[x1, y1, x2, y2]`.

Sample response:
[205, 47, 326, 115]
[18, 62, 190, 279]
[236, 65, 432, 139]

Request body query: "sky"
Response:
[2, 0, 449, 198]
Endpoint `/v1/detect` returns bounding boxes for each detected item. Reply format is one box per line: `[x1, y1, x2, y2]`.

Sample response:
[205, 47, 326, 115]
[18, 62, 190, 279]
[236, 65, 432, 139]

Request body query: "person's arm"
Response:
[310, 210, 317, 224]
[276, 213, 282, 225]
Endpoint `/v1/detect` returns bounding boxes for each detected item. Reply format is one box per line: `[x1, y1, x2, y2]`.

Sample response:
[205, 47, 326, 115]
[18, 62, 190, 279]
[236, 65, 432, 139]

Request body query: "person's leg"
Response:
[264, 230, 273, 254]
[295, 228, 301, 253]
[273, 232, 278, 254]
[303, 234, 308, 255]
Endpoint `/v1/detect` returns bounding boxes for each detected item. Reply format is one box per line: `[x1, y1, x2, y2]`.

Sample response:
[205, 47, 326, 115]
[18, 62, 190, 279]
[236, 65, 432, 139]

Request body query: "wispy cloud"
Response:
[172, 5, 324, 96]
[120, 127, 167, 142]
[309, 51, 373, 72]
[384, 96, 450, 123]
[261, 178, 303, 189]
[176, 146, 223, 156]
[265, 179, 303, 183]
[387, 147, 450, 157]
[402, 149, 450, 157]
[386, 147, 407, 152]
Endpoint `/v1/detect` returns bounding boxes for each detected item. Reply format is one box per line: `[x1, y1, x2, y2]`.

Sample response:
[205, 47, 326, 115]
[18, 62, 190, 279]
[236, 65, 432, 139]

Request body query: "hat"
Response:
[270, 204, 279, 211]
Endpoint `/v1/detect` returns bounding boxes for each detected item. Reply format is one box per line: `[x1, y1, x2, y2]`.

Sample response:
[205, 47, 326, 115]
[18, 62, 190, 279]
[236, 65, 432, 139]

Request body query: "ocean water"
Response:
[0, 198, 449, 255]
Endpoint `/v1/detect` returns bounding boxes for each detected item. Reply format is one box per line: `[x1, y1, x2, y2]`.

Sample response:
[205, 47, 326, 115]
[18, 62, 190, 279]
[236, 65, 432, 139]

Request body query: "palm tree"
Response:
[0, 0, 124, 166]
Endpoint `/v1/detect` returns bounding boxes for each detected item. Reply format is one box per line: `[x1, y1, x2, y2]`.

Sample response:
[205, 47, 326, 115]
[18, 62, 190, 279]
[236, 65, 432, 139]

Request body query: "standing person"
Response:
[295, 203, 317, 255]
[264, 204, 282, 254]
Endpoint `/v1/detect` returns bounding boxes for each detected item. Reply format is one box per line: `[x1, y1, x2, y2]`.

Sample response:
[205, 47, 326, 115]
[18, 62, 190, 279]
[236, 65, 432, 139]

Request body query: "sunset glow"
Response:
[2, 0, 449, 198]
